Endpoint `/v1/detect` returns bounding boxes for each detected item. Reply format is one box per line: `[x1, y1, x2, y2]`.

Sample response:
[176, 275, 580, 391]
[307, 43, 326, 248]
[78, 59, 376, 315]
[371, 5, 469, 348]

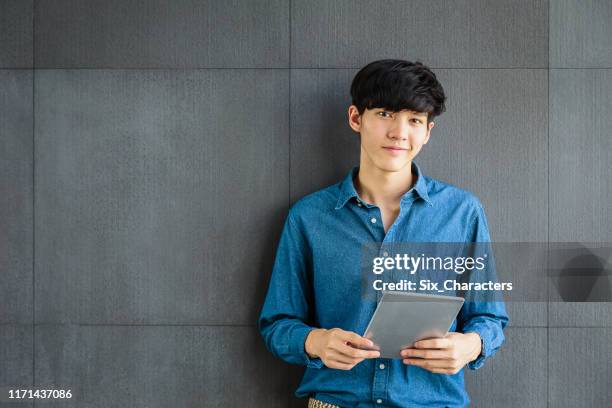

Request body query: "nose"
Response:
[387, 120, 410, 140]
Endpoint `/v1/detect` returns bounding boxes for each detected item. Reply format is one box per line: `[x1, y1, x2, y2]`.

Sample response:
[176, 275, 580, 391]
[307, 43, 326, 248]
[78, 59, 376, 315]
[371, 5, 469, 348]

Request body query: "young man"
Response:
[259, 59, 508, 407]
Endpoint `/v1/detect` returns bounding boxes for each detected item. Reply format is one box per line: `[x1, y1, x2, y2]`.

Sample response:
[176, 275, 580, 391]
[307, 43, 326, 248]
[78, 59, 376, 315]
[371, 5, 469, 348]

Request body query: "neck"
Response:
[355, 159, 415, 208]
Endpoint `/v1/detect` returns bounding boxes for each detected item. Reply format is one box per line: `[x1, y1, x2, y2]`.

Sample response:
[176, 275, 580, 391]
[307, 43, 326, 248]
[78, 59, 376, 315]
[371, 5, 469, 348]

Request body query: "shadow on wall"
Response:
[550, 244, 612, 302]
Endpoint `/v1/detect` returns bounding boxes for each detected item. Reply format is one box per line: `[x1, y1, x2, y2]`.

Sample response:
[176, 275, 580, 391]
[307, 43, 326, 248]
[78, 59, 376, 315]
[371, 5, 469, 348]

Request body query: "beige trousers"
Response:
[307, 397, 342, 408]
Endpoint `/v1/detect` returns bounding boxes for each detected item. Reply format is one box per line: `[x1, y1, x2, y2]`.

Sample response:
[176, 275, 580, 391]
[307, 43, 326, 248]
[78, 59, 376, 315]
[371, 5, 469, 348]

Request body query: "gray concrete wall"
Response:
[1, 0, 610, 406]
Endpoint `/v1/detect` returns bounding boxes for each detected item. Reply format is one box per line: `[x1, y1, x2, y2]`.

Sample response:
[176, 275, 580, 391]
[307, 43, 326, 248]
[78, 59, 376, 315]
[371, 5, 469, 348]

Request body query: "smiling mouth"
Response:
[383, 147, 407, 150]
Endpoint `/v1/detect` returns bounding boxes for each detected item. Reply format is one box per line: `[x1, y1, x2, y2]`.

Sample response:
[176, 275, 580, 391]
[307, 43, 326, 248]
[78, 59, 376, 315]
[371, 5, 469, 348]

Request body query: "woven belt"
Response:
[308, 397, 341, 408]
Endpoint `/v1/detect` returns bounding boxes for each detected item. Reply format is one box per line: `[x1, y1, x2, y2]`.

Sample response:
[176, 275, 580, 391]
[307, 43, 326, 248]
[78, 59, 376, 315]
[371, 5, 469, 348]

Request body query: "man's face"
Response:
[348, 106, 435, 173]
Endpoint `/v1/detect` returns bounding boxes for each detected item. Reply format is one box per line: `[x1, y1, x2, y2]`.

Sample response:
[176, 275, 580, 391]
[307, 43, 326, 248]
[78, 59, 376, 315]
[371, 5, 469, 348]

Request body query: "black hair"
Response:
[350, 59, 446, 124]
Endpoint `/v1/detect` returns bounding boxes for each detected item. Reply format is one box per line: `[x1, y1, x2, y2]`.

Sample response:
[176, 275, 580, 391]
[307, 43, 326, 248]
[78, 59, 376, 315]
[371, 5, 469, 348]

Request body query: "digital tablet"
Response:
[361, 291, 465, 359]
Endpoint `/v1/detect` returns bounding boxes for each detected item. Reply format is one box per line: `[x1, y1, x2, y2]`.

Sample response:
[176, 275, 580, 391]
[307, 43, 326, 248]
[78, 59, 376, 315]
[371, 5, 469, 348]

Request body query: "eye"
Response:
[377, 111, 392, 118]
[411, 119, 422, 124]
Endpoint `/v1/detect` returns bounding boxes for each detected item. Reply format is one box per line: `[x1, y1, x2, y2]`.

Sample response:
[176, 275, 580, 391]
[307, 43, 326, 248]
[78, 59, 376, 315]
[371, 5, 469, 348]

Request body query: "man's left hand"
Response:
[400, 332, 481, 374]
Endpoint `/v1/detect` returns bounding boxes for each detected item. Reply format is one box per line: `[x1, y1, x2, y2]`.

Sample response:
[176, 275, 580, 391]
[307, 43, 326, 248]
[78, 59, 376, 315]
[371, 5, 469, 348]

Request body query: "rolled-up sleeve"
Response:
[458, 202, 509, 370]
[258, 210, 324, 368]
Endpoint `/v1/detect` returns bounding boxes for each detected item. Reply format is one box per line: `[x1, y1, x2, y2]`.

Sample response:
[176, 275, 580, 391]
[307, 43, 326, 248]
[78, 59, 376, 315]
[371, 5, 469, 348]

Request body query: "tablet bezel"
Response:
[361, 291, 465, 359]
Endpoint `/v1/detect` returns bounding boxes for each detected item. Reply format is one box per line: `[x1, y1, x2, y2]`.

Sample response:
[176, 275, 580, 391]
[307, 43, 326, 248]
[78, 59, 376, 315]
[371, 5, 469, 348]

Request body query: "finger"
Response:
[333, 341, 380, 359]
[414, 337, 451, 349]
[326, 350, 364, 365]
[428, 367, 457, 375]
[402, 357, 453, 374]
[402, 358, 456, 369]
[347, 340, 380, 351]
[342, 331, 378, 350]
[400, 348, 452, 359]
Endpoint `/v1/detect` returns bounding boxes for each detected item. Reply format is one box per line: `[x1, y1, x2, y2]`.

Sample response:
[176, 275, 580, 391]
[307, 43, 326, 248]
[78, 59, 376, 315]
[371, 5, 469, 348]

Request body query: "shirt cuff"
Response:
[464, 329, 489, 370]
[291, 325, 324, 369]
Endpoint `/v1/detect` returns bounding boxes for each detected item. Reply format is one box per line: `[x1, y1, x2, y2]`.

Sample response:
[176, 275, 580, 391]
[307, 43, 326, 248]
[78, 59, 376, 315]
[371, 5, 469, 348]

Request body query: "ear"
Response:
[348, 105, 362, 133]
[423, 121, 435, 145]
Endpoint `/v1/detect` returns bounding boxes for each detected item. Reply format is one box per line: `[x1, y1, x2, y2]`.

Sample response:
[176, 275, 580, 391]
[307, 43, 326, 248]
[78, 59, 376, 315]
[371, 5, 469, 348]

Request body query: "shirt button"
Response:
[379, 363, 385, 369]
[382, 251, 388, 257]
[376, 399, 383, 404]
[370, 217, 377, 224]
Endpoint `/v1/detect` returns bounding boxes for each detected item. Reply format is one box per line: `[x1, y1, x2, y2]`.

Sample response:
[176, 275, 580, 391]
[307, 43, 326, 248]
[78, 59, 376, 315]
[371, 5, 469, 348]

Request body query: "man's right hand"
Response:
[305, 328, 381, 370]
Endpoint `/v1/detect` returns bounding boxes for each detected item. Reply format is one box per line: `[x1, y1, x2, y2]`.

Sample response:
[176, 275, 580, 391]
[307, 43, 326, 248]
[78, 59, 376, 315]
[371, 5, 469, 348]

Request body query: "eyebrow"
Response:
[404, 110, 427, 117]
[380, 109, 427, 118]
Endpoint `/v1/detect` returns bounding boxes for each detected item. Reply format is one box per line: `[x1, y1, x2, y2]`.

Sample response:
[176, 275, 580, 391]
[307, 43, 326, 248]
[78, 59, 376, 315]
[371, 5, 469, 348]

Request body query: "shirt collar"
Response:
[334, 162, 433, 210]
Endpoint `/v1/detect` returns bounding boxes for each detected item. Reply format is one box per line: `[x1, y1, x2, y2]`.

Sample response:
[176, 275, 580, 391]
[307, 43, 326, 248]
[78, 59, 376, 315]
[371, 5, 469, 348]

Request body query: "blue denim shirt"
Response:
[258, 162, 509, 408]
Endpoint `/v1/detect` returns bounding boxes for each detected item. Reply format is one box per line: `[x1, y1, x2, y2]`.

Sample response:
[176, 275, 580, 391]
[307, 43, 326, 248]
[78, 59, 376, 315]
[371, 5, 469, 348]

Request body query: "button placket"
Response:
[372, 356, 390, 405]
[368, 207, 383, 229]
[367, 207, 385, 303]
